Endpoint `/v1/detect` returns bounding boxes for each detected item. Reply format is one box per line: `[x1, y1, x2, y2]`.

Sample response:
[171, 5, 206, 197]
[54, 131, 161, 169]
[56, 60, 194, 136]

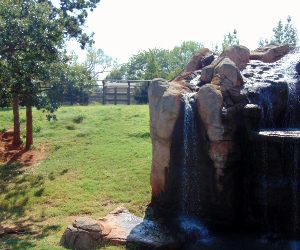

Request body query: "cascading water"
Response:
[176, 93, 212, 247]
[275, 48, 300, 127]
[243, 48, 300, 128]
[156, 48, 300, 250]
[180, 93, 199, 213]
[243, 48, 300, 238]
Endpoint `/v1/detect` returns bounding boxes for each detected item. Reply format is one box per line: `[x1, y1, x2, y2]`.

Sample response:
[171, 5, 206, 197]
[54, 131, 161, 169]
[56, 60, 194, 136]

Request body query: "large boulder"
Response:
[148, 78, 188, 197]
[250, 44, 290, 62]
[61, 207, 177, 250]
[214, 57, 244, 88]
[60, 217, 109, 250]
[197, 84, 224, 141]
[184, 48, 214, 72]
[196, 84, 241, 222]
[220, 45, 250, 70]
[201, 57, 245, 106]
[196, 84, 236, 181]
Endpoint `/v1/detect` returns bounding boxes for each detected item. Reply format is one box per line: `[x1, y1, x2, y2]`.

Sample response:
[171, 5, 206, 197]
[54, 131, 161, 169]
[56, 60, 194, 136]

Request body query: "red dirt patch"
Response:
[0, 129, 44, 166]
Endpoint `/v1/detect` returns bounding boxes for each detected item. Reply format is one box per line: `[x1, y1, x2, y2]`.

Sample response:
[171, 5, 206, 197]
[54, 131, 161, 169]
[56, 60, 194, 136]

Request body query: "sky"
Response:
[68, 0, 300, 64]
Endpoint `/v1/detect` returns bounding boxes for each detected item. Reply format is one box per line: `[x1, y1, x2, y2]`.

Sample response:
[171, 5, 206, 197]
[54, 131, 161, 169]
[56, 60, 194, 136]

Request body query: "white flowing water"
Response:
[180, 92, 198, 214]
[275, 48, 300, 127]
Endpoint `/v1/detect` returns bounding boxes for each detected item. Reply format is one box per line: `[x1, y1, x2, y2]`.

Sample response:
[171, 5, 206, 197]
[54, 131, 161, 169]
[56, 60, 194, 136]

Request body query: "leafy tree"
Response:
[105, 41, 203, 103]
[84, 47, 116, 81]
[167, 41, 203, 79]
[222, 29, 240, 51]
[258, 38, 270, 48]
[258, 16, 298, 47]
[211, 44, 221, 55]
[106, 64, 128, 80]
[107, 41, 203, 81]
[0, 0, 100, 149]
[62, 54, 97, 105]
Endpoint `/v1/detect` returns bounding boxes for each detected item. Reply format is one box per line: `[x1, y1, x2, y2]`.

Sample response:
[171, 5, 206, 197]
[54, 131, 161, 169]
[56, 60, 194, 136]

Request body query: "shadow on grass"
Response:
[0, 162, 61, 249]
[128, 132, 150, 139]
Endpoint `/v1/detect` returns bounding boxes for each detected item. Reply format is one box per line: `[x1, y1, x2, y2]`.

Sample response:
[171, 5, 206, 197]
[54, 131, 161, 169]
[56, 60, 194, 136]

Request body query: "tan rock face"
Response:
[196, 57, 245, 193]
[209, 141, 235, 191]
[250, 44, 290, 62]
[197, 84, 233, 192]
[197, 84, 224, 141]
[201, 57, 245, 106]
[220, 45, 250, 70]
[214, 57, 244, 87]
[148, 78, 187, 197]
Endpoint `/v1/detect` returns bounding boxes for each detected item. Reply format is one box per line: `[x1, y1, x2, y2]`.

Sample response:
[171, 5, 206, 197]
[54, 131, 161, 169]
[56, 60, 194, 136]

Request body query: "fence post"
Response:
[114, 87, 117, 105]
[127, 81, 131, 105]
[102, 80, 106, 105]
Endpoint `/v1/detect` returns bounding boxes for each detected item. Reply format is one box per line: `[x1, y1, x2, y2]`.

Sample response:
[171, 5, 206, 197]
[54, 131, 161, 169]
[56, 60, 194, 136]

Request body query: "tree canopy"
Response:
[107, 41, 203, 81]
[222, 29, 240, 51]
[0, 0, 101, 148]
[259, 16, 298, 47]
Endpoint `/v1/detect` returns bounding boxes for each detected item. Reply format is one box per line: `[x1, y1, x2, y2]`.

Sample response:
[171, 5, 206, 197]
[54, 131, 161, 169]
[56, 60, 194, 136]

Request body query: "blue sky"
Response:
[68, 0, 300, 63]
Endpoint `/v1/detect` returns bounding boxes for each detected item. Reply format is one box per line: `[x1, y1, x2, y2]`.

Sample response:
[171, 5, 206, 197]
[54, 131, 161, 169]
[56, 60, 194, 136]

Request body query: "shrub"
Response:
[73, 114, 85, 124]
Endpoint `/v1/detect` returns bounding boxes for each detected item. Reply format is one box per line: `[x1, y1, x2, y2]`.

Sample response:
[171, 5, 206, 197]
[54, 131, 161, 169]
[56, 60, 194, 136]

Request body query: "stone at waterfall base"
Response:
[60, 207, 177, 250]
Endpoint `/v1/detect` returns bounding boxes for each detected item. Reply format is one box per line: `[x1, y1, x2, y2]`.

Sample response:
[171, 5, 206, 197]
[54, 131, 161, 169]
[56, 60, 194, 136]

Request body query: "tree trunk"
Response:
[25, 105, 33, 150]
[12, 95, 21, 147]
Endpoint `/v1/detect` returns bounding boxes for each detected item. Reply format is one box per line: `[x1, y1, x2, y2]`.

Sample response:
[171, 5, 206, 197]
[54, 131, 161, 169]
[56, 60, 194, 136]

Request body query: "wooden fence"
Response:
[62, 80, 151, 105]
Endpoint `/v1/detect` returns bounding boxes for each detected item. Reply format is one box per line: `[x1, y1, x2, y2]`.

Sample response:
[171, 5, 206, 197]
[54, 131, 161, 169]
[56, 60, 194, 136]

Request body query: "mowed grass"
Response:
[0, 105, 152, 250]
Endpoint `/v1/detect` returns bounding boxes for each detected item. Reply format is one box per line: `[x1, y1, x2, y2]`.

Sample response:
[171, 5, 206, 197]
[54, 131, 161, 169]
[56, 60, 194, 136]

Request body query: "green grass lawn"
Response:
[0, 105, 152, 250]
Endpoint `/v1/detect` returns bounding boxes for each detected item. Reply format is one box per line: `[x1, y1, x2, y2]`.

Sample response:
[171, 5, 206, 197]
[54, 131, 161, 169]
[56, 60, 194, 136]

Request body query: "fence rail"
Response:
[62, 79, 151, 105]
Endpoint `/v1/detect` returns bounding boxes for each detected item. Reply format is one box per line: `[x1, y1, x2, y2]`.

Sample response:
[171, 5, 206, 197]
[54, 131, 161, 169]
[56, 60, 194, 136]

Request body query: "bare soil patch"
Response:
[0, 129, 44, 166]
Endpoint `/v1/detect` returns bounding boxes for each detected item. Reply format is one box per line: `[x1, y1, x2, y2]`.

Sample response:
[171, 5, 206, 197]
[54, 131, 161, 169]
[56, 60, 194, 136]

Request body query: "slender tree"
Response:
[222, 29, 240, 51]
[0, 0, 100, 149]
[258, 16, 298, 47]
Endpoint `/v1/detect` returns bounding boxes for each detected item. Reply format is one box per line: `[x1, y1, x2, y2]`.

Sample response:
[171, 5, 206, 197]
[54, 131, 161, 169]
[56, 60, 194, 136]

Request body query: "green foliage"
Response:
[106, 41, 203, 81]
[211, 44, 221, 55]
[72, 114, 85, 124]
[85, 47, 116, 79]
[258, 16, 298, 47]
[0, 105, 151, 250]
[61, 55, 97, 105]
[107, 64, 128, 80]
[222, 29, 240, 50]
[0, 0, 100, 112]
[258, 38, 270, 48]
[107, 41, 203, 103]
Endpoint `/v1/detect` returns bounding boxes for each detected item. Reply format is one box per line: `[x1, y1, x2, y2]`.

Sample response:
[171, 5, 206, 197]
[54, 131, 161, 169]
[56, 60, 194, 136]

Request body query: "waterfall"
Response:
[177, 93, 211, 244]
[276, 48, 300, 127]
[180, 92, 199, 214]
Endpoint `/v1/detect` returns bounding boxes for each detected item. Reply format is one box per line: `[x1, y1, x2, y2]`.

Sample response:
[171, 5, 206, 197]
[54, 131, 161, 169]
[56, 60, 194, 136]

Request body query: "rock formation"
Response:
[183, 48, 214, 72]
[148, 78, 189, 197]
[61, 207, 176, 250]
[249, 43, 290, 62]
[148, 43, 299, 229]
[61, 44, 300, 249]
[220, 44, 250, 70]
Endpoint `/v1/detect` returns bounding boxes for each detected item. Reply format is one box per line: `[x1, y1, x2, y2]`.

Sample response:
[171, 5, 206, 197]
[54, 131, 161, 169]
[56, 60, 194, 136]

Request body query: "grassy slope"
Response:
[0, 105, 152, 250]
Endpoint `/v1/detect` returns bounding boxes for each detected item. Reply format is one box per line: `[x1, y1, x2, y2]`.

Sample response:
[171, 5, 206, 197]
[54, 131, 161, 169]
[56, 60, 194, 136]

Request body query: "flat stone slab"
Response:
[61, 207, 177, 250]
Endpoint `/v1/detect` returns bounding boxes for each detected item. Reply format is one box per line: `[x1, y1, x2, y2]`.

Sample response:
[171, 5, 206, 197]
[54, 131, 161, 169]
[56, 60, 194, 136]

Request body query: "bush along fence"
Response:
[62, 80, 152, 105]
